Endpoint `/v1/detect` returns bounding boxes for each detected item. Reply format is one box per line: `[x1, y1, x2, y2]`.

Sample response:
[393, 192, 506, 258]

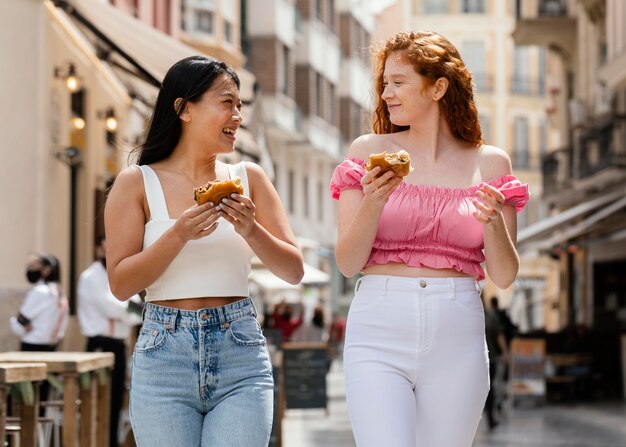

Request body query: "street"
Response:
[282, 361, 626, 447]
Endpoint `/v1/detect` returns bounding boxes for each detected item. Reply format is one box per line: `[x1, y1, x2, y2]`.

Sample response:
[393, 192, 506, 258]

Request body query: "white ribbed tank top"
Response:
[138, 162, 253, 301]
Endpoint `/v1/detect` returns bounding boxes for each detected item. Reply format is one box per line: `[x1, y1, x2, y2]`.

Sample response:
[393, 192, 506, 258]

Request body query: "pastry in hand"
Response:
[365, 150, 413, 177]
[193, 178, 244, 205]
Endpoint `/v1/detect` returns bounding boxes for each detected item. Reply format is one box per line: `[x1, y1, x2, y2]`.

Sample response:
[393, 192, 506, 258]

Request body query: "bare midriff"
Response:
[150, 296, 247, 310]
[363, 262, 473, 279]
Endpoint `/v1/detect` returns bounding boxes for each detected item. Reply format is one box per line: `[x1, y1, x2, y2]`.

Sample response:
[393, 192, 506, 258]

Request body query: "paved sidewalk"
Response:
[282, 361, 626, 447]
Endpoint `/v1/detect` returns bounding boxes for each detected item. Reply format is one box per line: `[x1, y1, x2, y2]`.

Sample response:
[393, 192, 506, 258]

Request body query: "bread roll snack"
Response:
[365, 150, 413, 177]
[193, 178, 244, 205]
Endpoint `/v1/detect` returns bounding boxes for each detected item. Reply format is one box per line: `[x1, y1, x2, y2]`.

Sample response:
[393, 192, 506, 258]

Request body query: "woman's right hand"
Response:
[360, 166, 403, 205]
[172, 202, 222, 242]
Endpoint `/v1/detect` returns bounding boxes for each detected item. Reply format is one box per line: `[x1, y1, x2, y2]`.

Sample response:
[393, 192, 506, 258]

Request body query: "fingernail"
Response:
[215, 204, 222, 210]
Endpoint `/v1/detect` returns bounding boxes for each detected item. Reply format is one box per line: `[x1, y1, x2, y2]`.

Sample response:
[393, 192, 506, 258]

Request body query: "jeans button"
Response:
[420, 280, 427, 288]
[200, 314, 209, 321]
[223, 322, 230, 329]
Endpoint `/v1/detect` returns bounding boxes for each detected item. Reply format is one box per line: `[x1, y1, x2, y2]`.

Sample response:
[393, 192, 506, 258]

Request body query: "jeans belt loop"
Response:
[448, 277, 456, 300]
[168, 311, 177, 333]
[354, 277, 363, 294]
[217, 306, 226, 329]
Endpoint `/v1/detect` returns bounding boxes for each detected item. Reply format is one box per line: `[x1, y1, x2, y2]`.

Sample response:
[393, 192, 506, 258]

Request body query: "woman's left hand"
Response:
[473, 183, 505, 225]
[216, 194, 257, 238]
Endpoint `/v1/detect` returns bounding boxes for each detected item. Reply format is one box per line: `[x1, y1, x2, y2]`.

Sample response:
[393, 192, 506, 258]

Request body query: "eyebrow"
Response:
[383, 74, 407, 79]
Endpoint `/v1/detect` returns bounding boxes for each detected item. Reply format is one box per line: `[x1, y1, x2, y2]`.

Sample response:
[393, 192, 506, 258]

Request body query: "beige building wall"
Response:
[0, 0, 136, 351]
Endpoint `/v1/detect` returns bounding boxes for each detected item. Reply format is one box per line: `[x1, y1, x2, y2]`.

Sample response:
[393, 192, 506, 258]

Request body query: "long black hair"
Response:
[136, 56, 240, 166]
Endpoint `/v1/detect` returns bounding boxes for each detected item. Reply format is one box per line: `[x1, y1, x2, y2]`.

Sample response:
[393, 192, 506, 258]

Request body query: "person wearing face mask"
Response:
[10, 253, 69, 410]
[77, 235, 141, 447]
[10, 253, 69, 351]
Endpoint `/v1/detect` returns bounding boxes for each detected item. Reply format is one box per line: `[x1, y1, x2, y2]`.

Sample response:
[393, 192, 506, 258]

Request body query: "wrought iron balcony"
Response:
[513, 0, 576, 56]
[577, 115, 626, 180]
[542, 147, 571, 197]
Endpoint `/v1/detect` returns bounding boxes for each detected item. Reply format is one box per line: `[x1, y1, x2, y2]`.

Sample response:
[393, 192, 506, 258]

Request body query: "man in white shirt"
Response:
[78, 236, 141, 447]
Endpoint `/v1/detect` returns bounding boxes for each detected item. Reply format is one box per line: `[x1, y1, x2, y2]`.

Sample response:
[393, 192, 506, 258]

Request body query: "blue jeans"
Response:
[130, 299, 274, 447]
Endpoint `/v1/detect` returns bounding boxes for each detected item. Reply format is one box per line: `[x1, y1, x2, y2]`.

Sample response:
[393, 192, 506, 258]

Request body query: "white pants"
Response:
[344, 275, 490, 447]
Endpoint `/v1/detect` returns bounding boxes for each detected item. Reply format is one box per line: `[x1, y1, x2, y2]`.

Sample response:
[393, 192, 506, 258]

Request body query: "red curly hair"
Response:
[372, 31, 484, 146]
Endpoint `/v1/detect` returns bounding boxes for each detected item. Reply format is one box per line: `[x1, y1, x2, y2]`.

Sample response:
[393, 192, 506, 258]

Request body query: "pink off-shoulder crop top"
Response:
[329, 157, 530, 280]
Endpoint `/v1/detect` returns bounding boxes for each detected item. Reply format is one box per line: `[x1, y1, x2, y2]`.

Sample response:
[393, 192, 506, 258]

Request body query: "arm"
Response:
[475, 147, 520, 289]
[335, 137, 402, 277]
[10, 289, 42, 335]
[105, 166, 222, 300]
[218, 163, 304, 285]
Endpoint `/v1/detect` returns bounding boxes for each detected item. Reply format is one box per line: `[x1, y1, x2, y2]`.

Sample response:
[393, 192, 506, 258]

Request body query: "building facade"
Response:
[243, 0, 376, 313]
[514, 0, 626, 335]
[0, 0, 257, 351]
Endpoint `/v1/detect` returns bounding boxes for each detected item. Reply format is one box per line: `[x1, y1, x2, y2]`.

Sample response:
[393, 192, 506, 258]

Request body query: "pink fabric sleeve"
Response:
[329, 159, 366, 200]
[498, 179, 530, 213]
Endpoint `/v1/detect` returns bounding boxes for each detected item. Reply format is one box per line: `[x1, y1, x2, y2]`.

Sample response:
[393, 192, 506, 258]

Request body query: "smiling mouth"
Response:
[222, 127, 237, 138]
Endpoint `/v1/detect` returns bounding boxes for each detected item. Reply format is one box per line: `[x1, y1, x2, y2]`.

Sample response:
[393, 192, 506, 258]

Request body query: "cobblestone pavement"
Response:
[282, 361, 626, 447]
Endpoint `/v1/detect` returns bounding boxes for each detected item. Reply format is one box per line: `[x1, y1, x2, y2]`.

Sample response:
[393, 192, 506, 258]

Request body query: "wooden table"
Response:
[0, 362, 47, 447]
[0, 352, 114, 447]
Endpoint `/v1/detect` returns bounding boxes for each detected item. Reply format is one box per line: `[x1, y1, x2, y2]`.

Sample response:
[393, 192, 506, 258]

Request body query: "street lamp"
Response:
[54, 62, 82, 93]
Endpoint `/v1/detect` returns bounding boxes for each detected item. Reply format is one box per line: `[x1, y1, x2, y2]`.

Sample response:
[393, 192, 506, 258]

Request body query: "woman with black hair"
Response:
[10, 253, 69, 351]
[105, 56, 303, 446]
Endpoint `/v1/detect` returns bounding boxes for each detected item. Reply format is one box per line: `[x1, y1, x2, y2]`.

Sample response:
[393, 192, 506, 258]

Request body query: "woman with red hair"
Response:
[330, 31, 530, 446]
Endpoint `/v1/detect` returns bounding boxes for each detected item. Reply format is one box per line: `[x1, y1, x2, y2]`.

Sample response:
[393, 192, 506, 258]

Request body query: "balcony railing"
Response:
[542, 147, 571, 196]
[516, 0, 569, 19]
[577, 115, 626, 179]
[510, 76, 546, 96]
[542, 115, 626, 196]
[472, 74, 494, 94]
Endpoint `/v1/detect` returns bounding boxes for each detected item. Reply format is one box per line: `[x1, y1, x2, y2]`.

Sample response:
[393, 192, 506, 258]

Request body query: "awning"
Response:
[61, 0, 255, 101]
[249, 263, 331, 291]
[518, 190, 626, 252]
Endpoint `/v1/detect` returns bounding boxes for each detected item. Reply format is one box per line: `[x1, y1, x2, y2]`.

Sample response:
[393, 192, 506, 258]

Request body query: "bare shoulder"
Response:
[347, 133, 393, 161]
[479, 145, 513, 181]
[109, 165, 144, 197]
[242, 161, 268, 184]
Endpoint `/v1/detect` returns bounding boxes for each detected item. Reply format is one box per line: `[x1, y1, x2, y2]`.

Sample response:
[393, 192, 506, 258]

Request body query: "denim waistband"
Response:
[356, 275, 480, 295]
[143, 298, 256, 328]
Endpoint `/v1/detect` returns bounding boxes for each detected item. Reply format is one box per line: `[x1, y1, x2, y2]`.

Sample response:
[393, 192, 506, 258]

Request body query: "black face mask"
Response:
[26, 269, 42, 284]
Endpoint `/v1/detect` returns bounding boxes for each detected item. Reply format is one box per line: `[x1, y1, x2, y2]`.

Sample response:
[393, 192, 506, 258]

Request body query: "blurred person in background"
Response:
[272, 300, 304, 342]
[484, 298, 509, 430]
[10, 253, 69, 351]
[10, 253, 69, 407]
[78, 235, 142, 447]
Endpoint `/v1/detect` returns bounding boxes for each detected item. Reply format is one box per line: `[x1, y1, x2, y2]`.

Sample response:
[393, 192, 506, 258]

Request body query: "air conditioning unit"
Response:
[568, 98, 586, 127]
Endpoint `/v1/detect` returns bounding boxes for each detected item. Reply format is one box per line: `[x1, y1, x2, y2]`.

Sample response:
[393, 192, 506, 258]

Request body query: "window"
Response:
[538, 47, 546, 95]
[421, 0, 448, 14]
[539, 119, 547, 162]
[303, 175, 309, 217]
[316, 0, 323, 20]
[512, 46, 530, 94]
[513, 117, 530, 169]
[460, 0, 485, 13]
[288, 169, 295, 213]
[195, 10, 214, 33]
[462, 41, 487, 93]
[316, 72, 323, 118]
[318, 182, 324, 222]
[328, 83, 335, 125]
[479, 114, 490, 143]
[278, 45, 290, 96]
[224, 20, 233, 43]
